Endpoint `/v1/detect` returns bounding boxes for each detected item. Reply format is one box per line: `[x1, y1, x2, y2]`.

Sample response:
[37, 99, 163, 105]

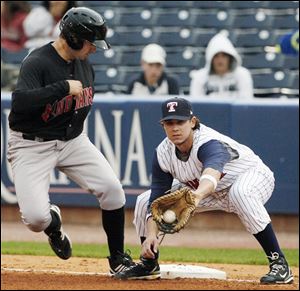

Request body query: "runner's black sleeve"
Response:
[12, 56, 69, 113]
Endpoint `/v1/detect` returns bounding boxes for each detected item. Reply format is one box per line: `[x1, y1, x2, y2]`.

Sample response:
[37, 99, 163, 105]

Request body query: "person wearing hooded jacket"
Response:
[190, 33, 254, 99]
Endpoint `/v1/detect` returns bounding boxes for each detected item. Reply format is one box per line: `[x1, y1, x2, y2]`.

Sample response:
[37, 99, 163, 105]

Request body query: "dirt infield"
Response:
[1, 207, 299, 289]
[1, 255, 299, 290]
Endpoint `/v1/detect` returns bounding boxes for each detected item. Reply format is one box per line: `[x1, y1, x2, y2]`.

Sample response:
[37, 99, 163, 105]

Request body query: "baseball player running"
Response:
[115, 97, 293, 284]
[7, 7, 134, 274]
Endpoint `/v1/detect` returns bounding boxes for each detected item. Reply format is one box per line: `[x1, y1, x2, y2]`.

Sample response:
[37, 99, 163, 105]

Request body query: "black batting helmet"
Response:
[59, 7, 110, 50]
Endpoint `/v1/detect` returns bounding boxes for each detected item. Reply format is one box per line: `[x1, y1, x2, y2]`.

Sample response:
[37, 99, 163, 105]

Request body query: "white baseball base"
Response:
[160, 264, 226, 280]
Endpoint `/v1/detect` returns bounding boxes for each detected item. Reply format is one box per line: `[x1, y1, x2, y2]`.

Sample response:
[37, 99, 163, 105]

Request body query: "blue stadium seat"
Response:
[120, 1, 156, 7]
[88, 50, 120, 66]
[155, 29, 194, 46]
[88, 1, 120, 6]
[115, 10, 155, 27]
[283, 55, 299, 70]
[242, 53, 285, 69]
[231, 30, 277, 47]
[232, 13, 273, 29]
[94, 68, 125, 90]
[119, 51, 142, 66]
[290, 73, 299, 89]
[154, 1, 192, 8]
[166, 51, 202, 68]
[123, 71, 139, 88]
[107, 29, 155, 46]
[267, 1, 299, 9]
[271, 15, 299, 29]
[1, 48, 29, 65]
[194, 31, 221, 47]
[253, 71, 294, 89]
[193, 1, 229, 9]
[228, 1, 269, 9]
[154, 11, 195, 27]
[167, 70, 191, 87]
[193, 12, 233, 28]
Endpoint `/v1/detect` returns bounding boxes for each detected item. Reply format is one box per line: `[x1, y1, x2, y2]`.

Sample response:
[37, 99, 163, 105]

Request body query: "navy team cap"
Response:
[161, 97, 193, 121]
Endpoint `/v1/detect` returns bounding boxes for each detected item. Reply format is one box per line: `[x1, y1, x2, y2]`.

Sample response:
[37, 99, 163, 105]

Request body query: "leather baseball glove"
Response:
[151, 187, 196, 234]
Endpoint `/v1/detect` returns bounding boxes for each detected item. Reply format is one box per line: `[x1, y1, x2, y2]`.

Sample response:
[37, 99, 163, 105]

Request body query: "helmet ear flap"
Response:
[65, 32, 84, 50]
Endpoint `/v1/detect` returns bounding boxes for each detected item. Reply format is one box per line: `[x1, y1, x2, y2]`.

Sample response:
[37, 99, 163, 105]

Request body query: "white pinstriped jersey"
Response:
[135, 123, 275, 236]
[156, 124, 263, 192]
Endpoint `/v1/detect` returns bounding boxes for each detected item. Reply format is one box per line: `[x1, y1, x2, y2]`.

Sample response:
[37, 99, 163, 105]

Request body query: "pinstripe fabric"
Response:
[133, 124, 275, 237]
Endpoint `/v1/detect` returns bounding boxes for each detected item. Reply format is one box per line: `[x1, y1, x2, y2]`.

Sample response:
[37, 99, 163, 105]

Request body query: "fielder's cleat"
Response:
[48, 205, 72, 260]
[108, 250, 136, 274]
[260, 252, 294, 284]
[114, 256, 161, 280]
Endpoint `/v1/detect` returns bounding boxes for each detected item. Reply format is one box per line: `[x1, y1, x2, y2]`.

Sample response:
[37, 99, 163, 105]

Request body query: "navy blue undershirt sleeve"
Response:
[197, 139, 234, 172]
[148, 150, 173, 213]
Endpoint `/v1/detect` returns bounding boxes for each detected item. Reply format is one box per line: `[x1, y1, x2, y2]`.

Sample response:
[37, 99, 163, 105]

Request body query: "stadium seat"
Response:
[79, 1, 116, 6]
[154, 11, 195, 27]
[115, 10, 155, 27]
[271, 15, 299, 29]
[193, 12, 234, 29]
[228, 1, 269, 9]
[290, 72, 299, 89]
[155, 29, 194, 46]
[122, 71, 140, 87]
[193, 1, 229, 9]
[242, 53, 285, 69]
[88, 49, 120, 66]
[1, 48, 29, 65]
[232, 13, 273, 29]
[166, 50, 202, 68]
[267, 1, 299, 9]
[283, 55, 299, 70]
[120, 1, 156, 7]
[231, 30, 277, 47]
[94, 68, 125, 90]
[194, 30, 222, 47]
[253, 71, 294, 89]
[107, 29, 156, 46]
[119, 51, 142, 66]
[167, 70, 192, 87]
[154, 1, 192, 8]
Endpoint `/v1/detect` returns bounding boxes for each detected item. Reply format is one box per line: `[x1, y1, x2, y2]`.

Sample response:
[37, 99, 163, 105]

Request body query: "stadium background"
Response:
[1, 1, 299, 228]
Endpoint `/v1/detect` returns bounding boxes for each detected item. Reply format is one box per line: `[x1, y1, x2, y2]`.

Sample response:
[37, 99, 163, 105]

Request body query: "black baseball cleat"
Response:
[260, 252, 294, 284]
[108, 250, 136, 274]
[114, 256, 161, 280]
[48, 205, 72, 260]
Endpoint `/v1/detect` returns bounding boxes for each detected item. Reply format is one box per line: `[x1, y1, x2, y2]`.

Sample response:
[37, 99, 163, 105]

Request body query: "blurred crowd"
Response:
[1, 1, 76, 51]
[1, 1, 299, 99]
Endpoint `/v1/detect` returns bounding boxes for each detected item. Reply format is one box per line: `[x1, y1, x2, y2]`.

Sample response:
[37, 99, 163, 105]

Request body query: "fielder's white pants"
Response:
[7, 130, 125, 232]
[133, 163, 275, 236]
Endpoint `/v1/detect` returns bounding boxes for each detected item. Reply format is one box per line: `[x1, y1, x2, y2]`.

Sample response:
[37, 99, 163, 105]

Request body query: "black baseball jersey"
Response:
[9, 42, 95, 140]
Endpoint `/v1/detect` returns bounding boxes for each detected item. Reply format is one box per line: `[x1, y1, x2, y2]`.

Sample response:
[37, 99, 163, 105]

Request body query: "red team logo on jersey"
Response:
[41, 86, 93, 122]
[167, 102, 178, 112]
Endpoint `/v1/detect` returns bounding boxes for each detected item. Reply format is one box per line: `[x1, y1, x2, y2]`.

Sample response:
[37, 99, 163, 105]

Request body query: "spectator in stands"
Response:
[1, 1, 30, 52]
[23, 1, 76, 49]
[126, 43, 180, 95]
[190, 33, 254, 99]
[276, 30, 299, 56]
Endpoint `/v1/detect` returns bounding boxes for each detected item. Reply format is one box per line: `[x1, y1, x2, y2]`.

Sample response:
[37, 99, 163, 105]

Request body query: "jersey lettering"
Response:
[41, 87, 93, 122]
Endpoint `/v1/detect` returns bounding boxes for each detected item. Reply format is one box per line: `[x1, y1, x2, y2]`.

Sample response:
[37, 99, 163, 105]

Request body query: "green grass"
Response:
[1, 241, 298, 266]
